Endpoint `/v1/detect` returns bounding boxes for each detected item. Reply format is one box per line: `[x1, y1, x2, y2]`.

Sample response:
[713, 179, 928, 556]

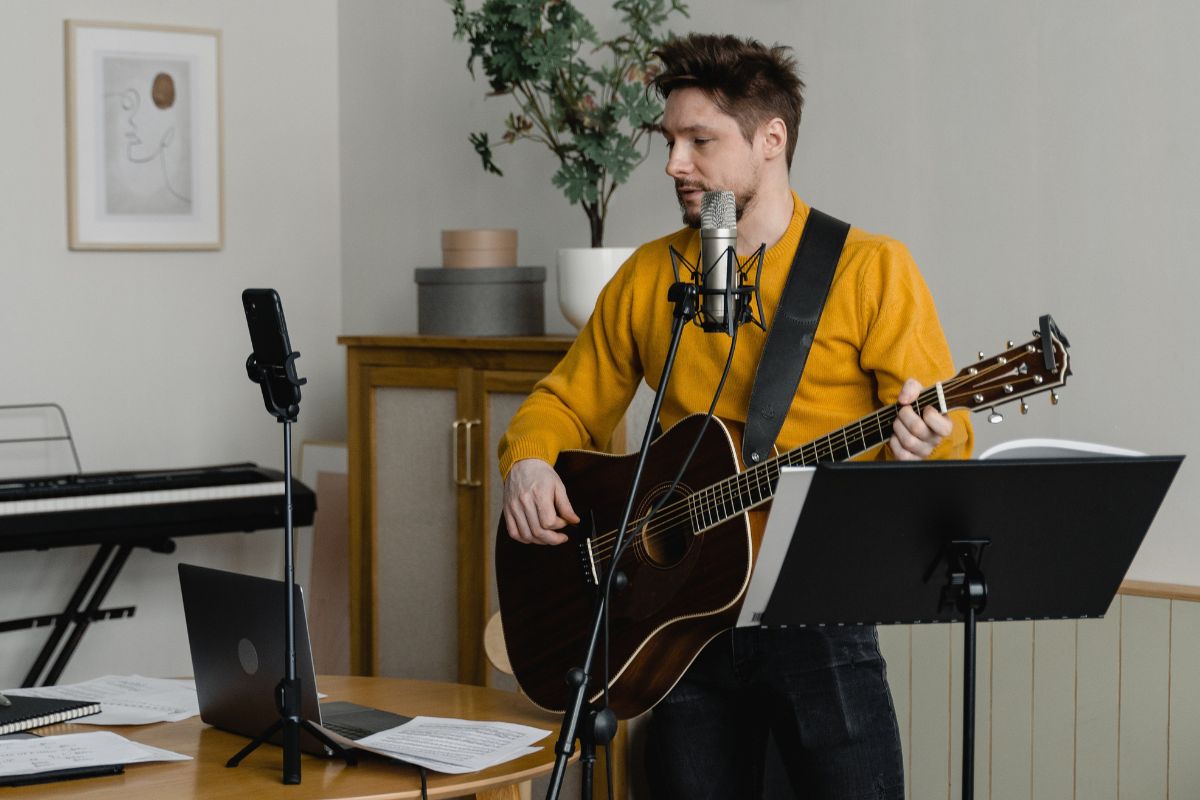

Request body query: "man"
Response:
[499, 33, 972, 799]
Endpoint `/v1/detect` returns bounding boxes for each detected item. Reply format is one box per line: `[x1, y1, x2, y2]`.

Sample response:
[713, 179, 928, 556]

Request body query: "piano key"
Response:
[0, 481, 285, 516]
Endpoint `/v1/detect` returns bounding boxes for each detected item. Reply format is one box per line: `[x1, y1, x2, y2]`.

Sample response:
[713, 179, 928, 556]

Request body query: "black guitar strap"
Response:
[741, 208, 851, 466]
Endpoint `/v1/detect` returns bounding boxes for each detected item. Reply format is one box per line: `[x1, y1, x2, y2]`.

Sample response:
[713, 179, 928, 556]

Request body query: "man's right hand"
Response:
[502, 458, 580, 545]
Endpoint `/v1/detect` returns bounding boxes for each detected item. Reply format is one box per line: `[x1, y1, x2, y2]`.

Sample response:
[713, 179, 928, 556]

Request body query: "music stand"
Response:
[742, 457, 1182, 800]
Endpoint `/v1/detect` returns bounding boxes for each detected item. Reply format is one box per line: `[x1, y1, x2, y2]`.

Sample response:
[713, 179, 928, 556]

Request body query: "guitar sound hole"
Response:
[639, 517, 692, 568]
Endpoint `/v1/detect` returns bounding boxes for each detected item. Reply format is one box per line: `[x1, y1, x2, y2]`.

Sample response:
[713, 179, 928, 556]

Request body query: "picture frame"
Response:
[65, 21, 223, 251]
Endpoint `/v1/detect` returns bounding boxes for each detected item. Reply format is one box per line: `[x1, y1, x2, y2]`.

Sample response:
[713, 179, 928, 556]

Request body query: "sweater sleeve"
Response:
[856, 240, 974, 460]
[498, 253, 646, 478]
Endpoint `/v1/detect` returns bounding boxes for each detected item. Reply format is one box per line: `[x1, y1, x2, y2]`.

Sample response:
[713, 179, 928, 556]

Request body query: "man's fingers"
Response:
[555, 481, 581, 525]
[891, 420, 927, 458]
[504, 508, 533, 544]
[896, 378, 921, 405]
[501, 459, 575, 546]
[923, 406, 953, 438]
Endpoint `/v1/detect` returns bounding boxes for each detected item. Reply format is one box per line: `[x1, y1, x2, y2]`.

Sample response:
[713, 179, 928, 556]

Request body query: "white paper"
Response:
[978, 437, 1145, 460]
[0, 731, 189, 777]
[737, 466, 816, 627]
[331, 717, 550, 774]
[3, 675, 199, 725]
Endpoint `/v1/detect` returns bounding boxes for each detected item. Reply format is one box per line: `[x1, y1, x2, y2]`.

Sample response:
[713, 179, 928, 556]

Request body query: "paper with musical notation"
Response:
[2, 675, 199, 725]
[324, 716, 550, 774]
[0, 731, 189, 777]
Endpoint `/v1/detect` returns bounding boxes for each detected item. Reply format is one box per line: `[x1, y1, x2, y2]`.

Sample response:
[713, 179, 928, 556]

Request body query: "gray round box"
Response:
[414, 266, 546, 336]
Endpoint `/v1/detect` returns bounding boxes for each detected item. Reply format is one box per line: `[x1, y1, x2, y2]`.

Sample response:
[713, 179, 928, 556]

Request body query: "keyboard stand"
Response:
[9, 536, 178, 687]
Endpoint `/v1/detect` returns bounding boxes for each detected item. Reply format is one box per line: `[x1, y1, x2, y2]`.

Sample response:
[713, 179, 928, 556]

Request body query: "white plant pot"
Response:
[557, 247, 635, 330]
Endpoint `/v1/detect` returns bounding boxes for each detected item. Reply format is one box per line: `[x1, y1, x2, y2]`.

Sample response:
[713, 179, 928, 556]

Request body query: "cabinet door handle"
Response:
[451, 419, 466, 486]
[462, 419, 482, 487]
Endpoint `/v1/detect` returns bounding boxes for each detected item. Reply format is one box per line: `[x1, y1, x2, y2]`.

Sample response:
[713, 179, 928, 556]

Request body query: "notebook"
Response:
[178, 563, 409, 756]
[0, 696, 101, 735]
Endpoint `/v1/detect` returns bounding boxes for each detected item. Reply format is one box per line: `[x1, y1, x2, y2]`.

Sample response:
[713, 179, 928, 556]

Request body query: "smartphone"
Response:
[242, 288, 304, 418]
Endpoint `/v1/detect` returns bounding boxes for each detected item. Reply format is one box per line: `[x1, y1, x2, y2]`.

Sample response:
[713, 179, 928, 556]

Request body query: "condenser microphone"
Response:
[699, 190, 738, 332]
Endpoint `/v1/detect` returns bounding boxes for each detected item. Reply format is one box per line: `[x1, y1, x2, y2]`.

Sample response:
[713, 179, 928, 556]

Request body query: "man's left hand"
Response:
[889, 378, 953, 460]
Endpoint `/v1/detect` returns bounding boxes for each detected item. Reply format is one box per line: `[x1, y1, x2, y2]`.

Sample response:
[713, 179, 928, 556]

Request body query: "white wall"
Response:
[339, 0, 1199, 585]
[0, 0, 343, 687]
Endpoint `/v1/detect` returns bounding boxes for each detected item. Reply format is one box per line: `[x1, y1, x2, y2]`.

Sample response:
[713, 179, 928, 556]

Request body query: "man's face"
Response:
[660, 87, 763, 228]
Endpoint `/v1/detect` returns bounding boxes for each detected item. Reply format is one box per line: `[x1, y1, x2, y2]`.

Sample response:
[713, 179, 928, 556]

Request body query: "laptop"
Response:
[178, 563, 408, 755]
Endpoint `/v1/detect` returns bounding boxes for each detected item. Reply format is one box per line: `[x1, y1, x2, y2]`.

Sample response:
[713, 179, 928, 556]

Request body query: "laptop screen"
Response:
[178, 563, 328, 755]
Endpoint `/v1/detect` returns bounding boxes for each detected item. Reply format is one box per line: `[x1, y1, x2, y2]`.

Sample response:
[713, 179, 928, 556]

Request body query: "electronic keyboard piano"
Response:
[0, 463, 315, 687]
[0, 462, 314, 552]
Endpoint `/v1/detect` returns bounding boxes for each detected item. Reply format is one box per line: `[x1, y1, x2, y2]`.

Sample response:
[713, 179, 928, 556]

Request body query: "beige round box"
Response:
[441, 229, 518, 268]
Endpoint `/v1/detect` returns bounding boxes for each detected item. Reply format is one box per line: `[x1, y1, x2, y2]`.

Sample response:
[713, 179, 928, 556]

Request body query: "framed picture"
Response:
[65, 21, 223, 250]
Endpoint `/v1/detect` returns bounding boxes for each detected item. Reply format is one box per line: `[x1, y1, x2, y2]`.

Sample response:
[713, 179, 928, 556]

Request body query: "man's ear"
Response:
[760, 117, 788, 162]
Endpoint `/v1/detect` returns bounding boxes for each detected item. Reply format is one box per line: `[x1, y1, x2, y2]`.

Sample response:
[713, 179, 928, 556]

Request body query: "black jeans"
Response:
[645, 626, 904, 800]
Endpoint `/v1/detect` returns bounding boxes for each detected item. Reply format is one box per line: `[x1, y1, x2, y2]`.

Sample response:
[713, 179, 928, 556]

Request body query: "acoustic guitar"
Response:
[496, 319, 1072, 719]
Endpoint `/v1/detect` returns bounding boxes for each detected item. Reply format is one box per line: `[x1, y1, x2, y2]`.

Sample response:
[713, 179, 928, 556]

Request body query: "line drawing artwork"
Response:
[102, 56, 193, 215]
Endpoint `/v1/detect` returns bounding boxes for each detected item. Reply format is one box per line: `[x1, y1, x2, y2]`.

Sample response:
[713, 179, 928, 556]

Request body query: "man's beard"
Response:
[677, 184, 753, 228]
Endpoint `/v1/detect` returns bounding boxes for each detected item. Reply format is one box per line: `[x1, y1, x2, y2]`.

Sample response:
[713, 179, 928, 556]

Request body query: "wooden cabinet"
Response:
[339, 335, 574, 684]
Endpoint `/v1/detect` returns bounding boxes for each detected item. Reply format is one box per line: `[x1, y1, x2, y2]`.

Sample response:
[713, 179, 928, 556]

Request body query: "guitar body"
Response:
[495, 414, 762, 719]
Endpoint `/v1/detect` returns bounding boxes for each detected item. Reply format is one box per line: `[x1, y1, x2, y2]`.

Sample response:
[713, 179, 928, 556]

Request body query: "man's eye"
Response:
[694, 138, 712, 146]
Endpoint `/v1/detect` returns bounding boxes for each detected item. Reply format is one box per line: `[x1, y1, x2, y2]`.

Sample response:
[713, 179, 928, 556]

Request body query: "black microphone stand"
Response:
[544, 282, 699, 800]
[226, 342, 356, 783]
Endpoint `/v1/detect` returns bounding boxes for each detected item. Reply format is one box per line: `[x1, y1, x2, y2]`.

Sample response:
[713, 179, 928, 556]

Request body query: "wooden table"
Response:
[12, 676, 564, 799]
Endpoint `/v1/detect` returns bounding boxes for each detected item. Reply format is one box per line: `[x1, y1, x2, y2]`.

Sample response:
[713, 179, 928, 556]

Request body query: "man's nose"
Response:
[665, 147, 690, 179]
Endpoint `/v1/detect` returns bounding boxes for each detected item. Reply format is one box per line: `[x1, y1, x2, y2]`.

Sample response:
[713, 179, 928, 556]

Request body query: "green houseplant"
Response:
[450, 0, 688, 248]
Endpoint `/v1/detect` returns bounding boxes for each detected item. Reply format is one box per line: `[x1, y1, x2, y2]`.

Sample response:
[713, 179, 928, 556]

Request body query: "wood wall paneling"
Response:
[1031, 620, 1075, 800]
[1168, 600, 1200, 799]
[1118, 596, 1170, 800]
[989, 620, 1033, 800]
[910, 624, 952, 799]
[1075, 599, 1121, 800]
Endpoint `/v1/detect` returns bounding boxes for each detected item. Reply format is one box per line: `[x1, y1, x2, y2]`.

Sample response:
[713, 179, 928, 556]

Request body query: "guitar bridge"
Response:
[579, 510, 599, 586]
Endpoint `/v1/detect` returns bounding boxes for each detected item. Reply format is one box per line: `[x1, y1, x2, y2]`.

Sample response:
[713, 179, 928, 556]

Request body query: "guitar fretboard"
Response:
[686, 385, 943, 533]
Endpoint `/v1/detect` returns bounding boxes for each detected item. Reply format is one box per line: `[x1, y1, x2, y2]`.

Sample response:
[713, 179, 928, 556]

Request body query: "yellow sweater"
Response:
[499, 194, 973, 476]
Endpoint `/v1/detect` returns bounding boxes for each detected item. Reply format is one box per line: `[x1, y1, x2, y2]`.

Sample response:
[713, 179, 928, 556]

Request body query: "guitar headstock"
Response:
[942, 315, 1072, 417]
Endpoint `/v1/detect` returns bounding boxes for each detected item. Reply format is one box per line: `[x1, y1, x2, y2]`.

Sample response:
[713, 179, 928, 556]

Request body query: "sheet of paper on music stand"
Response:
[736, 467, 815, 627]
[978, 438, 1144, 460]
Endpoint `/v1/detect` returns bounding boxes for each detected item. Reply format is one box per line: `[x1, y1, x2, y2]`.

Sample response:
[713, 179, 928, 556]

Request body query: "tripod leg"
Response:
[227, 717, 285, 767]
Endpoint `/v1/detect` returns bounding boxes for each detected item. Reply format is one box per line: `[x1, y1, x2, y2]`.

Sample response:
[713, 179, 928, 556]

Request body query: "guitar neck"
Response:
[688, 386, 942, 533]
[675, 320, 1073, 541]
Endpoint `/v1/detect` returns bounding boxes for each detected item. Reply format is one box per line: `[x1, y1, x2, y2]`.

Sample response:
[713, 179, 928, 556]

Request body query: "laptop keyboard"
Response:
[322, 720, 373, 741]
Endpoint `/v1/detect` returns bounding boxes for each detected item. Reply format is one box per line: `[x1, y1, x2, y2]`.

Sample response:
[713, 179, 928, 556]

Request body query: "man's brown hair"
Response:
[651, 34, 805, 168]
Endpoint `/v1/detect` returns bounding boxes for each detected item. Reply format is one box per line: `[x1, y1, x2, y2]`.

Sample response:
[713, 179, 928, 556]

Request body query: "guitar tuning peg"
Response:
[988, 408, 1004, 424]
[1006, 340, 1014, 348]
[1051, 390, 1060, 406]
[978, 351, 985, 361]
[1020, 399, 1029, 415]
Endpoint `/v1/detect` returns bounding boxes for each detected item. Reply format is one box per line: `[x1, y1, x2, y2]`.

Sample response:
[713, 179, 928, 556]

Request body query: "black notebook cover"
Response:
[0, 695, 102, 735]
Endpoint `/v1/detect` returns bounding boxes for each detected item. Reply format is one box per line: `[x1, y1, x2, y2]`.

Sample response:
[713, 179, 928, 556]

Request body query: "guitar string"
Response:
[588, 376, 952, 557]
[586, 355, 1050, 564]
[584, 386, 929, 563]
[587, 369, 1038, 567]
[587, 363, 1027, 563]
[605, 357, 1053, 559]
